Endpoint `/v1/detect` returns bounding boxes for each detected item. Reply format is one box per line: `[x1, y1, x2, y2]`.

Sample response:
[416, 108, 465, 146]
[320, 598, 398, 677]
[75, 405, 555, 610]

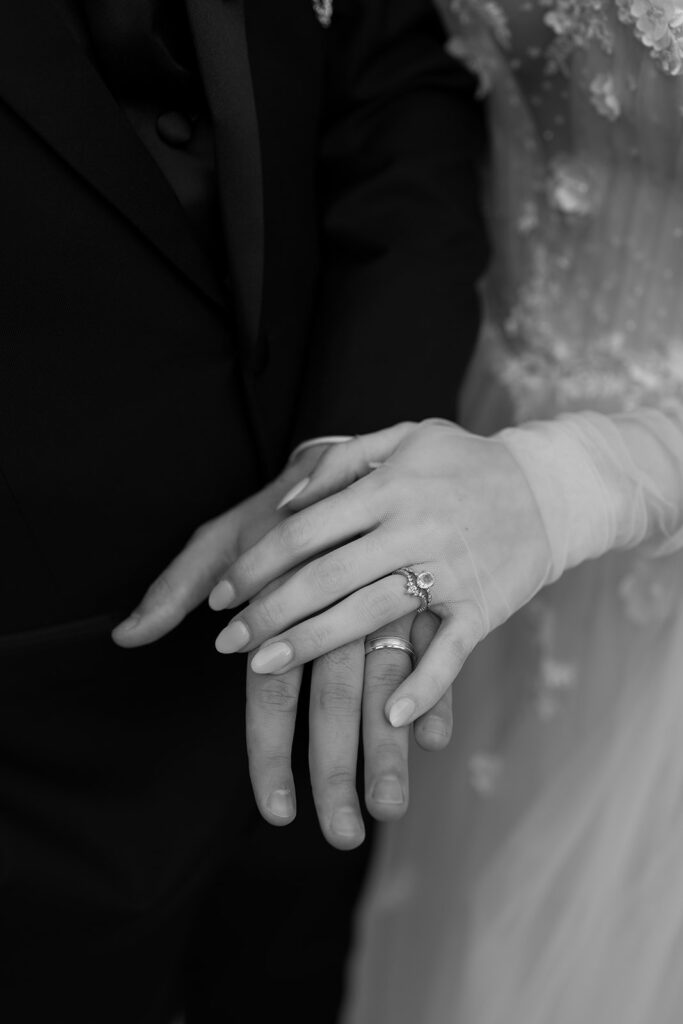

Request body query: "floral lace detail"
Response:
[494, 305, 683, 420]
[445, 0, 511, 95]
[488, 148, 683, 418]
[619, 554, 683, 624]
[468, 752, 504, 795]
[615, 0, 683, 75]
[546, 155, 604, 215]
[449, 0, 511, 47]
[526, 597, 579, 720]
[541, 0, 615, 71]
[588, 72, 621, 118]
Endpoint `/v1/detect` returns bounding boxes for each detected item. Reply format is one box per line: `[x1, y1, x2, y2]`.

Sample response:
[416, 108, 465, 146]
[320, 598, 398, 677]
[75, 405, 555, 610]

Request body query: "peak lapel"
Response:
[0, 0, 224, 308]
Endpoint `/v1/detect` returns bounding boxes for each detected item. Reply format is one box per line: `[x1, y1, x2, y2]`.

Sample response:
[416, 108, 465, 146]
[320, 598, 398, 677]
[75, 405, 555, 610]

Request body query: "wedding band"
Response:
[392, 567, 435, 614]
[364, 636, 415, 662]
[288, 435, 356, 462]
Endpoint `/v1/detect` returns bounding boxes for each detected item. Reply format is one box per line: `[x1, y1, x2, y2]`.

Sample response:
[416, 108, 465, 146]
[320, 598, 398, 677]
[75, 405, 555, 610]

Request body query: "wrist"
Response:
[498, 413, 642, 582]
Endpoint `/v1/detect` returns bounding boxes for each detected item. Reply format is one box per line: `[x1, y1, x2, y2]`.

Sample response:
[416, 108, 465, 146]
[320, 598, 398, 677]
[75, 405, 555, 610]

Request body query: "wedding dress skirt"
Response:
[343, 3, 683, 1021]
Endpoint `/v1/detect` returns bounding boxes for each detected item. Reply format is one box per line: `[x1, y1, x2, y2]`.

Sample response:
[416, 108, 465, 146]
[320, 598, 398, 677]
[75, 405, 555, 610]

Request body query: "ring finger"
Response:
[247, 569, 439, 677]
[362, 615, 415, 821]
[309, 639, 366, 850]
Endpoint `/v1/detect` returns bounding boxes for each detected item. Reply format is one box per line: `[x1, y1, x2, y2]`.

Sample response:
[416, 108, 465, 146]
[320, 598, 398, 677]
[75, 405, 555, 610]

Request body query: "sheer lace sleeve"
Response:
[499, 401, 683, 589]
[433, 2, 683, 573]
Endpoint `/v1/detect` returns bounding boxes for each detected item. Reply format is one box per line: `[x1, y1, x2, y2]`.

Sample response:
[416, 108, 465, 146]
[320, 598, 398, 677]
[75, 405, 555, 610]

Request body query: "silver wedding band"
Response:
[364, 635, 415, 663]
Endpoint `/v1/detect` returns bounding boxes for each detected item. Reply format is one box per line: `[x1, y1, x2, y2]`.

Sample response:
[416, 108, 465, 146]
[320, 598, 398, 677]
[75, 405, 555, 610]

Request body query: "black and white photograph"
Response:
[3, 1, 683, 1022]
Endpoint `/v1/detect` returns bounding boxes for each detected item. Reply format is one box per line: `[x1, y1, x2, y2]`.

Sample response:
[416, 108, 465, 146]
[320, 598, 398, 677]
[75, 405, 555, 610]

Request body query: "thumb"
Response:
[112, 517, 235, 647]
[279, 422, 416, 512]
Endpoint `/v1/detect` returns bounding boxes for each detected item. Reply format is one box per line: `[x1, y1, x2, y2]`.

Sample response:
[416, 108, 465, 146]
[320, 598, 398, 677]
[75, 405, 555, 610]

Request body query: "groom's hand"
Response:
[111, 442, 453, 849]
[246, 609, 453, 850]
[111, 446, 327, 648]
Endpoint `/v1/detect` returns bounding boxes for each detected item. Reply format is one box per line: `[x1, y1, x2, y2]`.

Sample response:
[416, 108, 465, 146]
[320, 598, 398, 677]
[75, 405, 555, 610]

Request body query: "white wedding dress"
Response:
[342, 3, 683, 1022]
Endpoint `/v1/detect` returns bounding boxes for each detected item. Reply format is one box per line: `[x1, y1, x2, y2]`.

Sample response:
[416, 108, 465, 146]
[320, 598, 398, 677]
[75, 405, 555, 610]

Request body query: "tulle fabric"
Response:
[344, 548, 683, 1023]
[342, 3, 683, 1021]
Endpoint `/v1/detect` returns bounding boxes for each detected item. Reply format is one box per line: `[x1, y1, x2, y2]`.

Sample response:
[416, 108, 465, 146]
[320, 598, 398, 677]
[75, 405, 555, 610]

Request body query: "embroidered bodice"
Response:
[442, 1, 683, 420]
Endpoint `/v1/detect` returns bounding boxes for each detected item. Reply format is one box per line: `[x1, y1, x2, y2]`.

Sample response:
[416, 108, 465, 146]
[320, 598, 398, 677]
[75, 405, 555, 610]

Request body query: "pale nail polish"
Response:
[370, 775, 404, 805]
[266, 788, 294, 819]
[388, 697, 416, 728]
[331, 807, 364, 839]
[208, 579, 236, 610]
[276, 477, 310, 511]
[250, 641, 293, 674]
[215, 619, 251, 654]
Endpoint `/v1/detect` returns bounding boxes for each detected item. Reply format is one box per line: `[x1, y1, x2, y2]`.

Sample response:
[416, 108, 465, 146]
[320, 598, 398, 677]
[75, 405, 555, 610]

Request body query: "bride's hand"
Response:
[209, 420, 553, 728]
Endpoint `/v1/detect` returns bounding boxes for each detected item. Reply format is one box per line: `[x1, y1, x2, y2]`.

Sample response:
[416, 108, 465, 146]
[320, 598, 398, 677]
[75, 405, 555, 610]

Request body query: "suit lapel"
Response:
[0, 0, 224, 307]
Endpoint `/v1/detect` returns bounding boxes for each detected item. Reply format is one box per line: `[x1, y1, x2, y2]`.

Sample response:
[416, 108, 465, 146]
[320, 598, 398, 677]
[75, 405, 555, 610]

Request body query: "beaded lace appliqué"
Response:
[312, 0, 333, 28]
[615, 0, 683, 74]
[452, 0, 683, 797]
[446, 1, 511, 94]
[541, 0, 614, 69]
[447, 0, 683, 85]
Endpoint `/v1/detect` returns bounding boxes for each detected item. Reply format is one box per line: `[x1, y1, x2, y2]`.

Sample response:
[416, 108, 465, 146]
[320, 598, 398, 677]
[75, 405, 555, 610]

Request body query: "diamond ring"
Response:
[392, 568, 435, 614]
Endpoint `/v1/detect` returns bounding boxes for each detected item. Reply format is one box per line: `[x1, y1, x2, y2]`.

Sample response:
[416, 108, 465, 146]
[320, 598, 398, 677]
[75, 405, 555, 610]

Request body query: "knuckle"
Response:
[252, 678, 299, 714]
[366, 658, 409, 691]
[324, 765, 357, 790]
[318, 680, 360, 715]
[370, 739, 404, 765]
[189, 518, 218, 544]
[319, 643, 357, 671]
[416, 420, 447, 439]
[301, 618, 333, 654]
[248, 745, 290, 772]
[311, 555, 348, 597]
[142, 572, 174, 611]
[252, 595, 285, 635]
[230, 555, 257, 593]
[278, 514, 313, 554]
[362, 586, 397, 625]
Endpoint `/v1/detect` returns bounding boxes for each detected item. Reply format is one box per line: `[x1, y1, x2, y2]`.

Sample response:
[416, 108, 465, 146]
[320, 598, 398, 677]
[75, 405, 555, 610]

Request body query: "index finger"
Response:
[309, 639, 366, 850]
[209, 481, 378, 609]
[246, 659, 303, 827]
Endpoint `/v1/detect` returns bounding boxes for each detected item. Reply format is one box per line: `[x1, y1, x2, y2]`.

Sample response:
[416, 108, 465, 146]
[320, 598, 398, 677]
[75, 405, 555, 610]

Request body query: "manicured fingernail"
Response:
[276, 477, 310, 511]
[208, 579, 236, 610]
[388, 698, 416, 728]
[250, 641, 294, 674]
[266, 788, 294, 819]
[215, 619, 251, 654]
[114, 613, 140, 634]
[331, 807, 364, 839]
[370, 775, 404, 805]
[421, 716, 449, 741]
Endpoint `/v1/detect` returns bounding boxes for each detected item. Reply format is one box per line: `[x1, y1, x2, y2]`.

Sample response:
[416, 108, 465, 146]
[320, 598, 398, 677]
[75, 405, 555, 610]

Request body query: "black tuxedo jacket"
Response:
[0, 1, 486, 1021]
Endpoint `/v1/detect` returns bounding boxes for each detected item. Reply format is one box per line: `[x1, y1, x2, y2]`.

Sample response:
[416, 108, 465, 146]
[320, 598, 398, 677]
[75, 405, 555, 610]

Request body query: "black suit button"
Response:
[156, 111, 193, 147]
